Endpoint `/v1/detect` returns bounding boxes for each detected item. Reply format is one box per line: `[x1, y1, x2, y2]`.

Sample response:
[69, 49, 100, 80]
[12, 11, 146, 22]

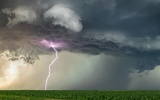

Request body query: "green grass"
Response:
[0, 90, 160, 100]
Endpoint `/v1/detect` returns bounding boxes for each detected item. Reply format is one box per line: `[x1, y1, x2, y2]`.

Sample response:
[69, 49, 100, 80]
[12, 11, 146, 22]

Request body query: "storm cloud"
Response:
[0, 0, 160, 72]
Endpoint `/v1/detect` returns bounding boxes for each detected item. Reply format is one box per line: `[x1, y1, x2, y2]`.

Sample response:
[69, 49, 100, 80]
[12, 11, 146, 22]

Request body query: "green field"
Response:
[0, 90, 160, 100]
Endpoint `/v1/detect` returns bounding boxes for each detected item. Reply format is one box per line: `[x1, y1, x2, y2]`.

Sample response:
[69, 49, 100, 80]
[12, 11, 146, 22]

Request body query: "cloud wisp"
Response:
[44, 4, 83, 33]
[2, 6, 37, 28]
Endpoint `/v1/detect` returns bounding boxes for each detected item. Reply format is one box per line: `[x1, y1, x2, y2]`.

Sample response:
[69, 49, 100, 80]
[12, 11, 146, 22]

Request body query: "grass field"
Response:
[0, 90, 160, 100]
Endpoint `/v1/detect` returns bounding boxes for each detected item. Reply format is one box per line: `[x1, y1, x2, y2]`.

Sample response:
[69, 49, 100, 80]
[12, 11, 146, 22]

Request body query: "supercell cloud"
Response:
[0, 0, 160, 72]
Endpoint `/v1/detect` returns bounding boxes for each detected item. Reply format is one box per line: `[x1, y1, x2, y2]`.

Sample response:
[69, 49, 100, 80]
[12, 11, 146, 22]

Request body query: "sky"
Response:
[1, 0, 160, 90]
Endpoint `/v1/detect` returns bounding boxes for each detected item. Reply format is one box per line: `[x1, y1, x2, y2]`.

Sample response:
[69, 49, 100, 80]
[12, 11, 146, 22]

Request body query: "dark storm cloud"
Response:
[0, 0, 160, 71]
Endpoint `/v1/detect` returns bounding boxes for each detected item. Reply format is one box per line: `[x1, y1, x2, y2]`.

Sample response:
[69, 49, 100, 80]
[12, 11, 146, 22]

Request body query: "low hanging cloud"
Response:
[85, 31, 160, 50]
[44, 4, 83, 32]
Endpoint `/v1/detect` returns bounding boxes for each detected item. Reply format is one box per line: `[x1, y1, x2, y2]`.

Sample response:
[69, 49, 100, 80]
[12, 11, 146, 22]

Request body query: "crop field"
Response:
[0, 90, 160, 100]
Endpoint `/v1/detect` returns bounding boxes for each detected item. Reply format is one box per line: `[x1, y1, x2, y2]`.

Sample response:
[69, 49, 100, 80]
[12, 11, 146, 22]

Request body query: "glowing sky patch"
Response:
[40, 39, 66, 49]
[0, 61, 27, 89]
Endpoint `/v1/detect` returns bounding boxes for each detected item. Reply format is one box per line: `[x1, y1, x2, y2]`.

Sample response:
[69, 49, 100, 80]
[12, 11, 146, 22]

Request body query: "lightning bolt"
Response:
[45, 44, 58, 90]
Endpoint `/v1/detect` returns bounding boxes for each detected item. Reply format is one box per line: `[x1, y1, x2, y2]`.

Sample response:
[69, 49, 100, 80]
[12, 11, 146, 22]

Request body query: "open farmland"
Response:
[0, 90, 160, 100]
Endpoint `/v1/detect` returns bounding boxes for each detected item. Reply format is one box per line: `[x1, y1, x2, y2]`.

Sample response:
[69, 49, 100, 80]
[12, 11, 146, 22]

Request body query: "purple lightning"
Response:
[40, 39, 66, 90]
[45, 44, 58, 90]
